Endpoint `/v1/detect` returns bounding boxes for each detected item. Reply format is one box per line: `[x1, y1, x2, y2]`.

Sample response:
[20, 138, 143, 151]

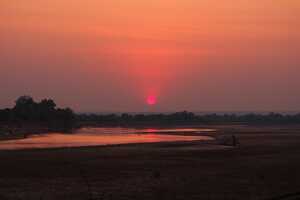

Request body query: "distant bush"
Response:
[0, 96, 76, 131]
[77, 111, 300, 126]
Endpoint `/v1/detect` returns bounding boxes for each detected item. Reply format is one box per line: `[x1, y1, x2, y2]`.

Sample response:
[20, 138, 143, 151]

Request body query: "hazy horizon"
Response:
[1, 1, 300, 112]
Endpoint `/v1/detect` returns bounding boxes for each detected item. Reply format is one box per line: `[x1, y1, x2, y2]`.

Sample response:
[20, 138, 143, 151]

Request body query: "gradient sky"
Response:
[0, 0, 299, 112]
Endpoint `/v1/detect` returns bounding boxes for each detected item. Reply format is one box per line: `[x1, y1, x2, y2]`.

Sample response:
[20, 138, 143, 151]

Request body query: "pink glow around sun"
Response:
[147, 95, 157, 105]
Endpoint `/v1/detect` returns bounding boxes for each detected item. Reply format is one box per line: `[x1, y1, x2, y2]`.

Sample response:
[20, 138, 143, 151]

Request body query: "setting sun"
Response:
[147, 95, 157, 106]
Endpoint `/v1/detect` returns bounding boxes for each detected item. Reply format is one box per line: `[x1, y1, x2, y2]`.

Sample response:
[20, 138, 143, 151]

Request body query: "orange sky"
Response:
[0, 0, 300, 112]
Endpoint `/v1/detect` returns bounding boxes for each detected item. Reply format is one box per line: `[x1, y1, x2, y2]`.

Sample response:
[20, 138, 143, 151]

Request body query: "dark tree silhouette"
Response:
[0, 96, 76, 132]
[38, 99, 56, 121]
[40, 99, 56, 110]
[1, 96, 300, 133]
[15, 95, 35, 107]
[13, 96, 37, 120]
[77, 111, 300, 126]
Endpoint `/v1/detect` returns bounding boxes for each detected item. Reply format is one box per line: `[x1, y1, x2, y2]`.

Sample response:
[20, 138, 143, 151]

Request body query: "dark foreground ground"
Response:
[0, 125, 300, 200]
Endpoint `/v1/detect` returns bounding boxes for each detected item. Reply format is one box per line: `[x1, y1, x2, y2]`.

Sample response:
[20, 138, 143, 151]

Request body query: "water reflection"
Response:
[142, 128, 215, 133]
[76, 127, 215, 134]
[0, 127, 214, 150]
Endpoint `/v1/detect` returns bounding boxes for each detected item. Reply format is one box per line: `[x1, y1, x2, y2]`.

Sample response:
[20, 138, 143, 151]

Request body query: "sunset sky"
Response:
[0, 0, 299, 112]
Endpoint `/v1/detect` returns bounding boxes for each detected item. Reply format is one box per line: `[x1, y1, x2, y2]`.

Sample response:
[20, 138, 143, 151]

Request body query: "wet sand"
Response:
[0, 125, 300, 199]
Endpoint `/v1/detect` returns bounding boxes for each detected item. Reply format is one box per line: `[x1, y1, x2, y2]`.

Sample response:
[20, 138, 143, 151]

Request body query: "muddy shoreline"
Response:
[0, 125, 300, 199]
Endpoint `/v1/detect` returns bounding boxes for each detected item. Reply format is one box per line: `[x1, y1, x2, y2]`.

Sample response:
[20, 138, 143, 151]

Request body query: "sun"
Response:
[147, 95, 157, 105]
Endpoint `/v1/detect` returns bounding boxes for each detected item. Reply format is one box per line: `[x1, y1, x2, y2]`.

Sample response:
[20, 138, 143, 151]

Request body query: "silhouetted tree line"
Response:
[1, 96, 300, 128]
[0, 96, 75, 130]
[77, 111, 300, 126]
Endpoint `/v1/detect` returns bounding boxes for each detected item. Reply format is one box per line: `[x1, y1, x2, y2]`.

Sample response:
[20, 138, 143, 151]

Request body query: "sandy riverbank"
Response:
[0, 125, 300, 199]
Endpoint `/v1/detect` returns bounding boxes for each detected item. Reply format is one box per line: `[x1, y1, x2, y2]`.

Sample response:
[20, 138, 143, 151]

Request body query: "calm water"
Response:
[0, 127, 215, 150]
